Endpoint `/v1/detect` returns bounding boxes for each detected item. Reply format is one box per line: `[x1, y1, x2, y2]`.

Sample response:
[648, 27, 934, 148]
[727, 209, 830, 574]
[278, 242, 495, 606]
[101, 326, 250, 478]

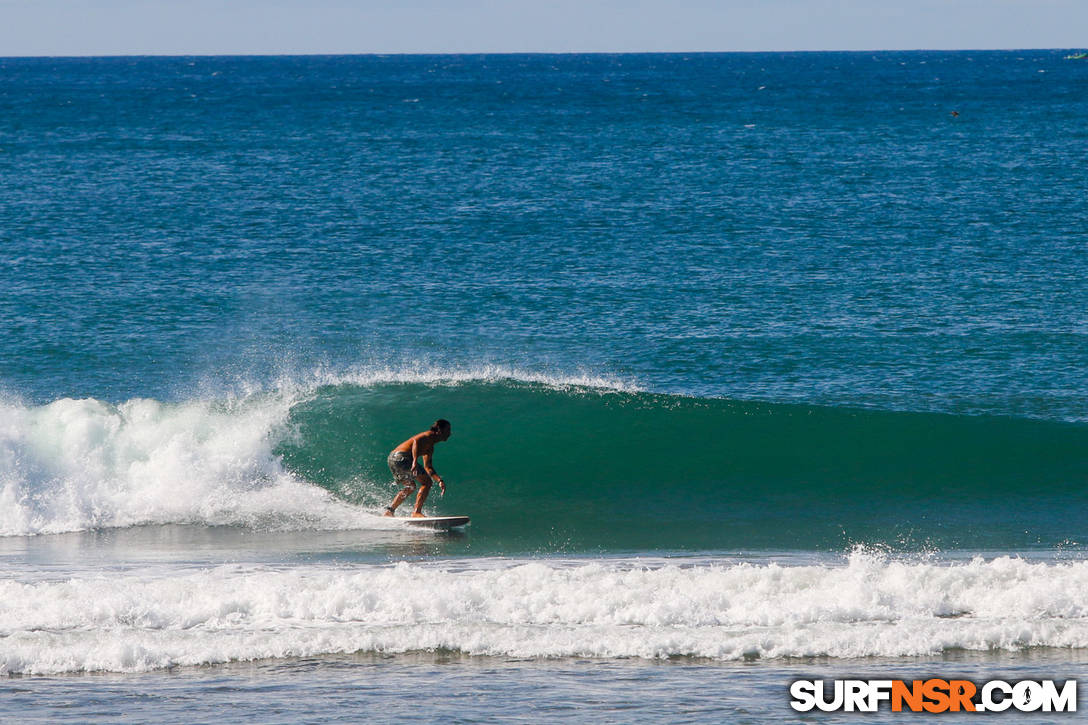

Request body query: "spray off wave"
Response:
[4, 553, 1088, 674]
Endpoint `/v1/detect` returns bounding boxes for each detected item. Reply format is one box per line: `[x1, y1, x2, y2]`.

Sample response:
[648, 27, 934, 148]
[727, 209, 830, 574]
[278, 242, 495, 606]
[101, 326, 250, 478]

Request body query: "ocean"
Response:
[1, 51, 1086, 722]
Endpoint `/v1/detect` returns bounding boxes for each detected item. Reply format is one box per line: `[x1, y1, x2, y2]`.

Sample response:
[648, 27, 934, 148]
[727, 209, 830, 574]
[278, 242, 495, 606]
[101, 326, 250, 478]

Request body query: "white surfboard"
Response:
[401, 515, 470, 530]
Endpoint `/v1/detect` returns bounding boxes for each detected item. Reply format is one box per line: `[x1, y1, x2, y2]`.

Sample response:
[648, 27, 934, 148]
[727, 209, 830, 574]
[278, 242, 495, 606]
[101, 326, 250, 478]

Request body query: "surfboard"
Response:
[401, 515, 470, 530]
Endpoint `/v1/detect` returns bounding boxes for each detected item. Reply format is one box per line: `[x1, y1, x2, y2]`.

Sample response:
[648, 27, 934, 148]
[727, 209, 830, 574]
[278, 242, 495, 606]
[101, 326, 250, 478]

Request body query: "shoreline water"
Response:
[8, 649, 1087, 723]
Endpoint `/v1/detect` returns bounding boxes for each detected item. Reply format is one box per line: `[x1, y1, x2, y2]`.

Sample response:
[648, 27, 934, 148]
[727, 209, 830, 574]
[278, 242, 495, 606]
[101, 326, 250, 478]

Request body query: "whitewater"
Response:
[5, 553, 1088, 675]
[1, 392, 349, 537]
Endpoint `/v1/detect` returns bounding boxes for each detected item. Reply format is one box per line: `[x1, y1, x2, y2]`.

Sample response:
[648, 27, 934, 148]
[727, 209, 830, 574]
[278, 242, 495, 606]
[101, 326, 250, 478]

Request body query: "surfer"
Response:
[383, 419, 451, 518]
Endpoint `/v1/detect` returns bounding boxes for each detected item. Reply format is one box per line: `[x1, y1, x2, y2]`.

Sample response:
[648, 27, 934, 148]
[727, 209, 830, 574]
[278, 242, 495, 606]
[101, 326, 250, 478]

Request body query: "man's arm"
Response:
[421, 452, 445, 494]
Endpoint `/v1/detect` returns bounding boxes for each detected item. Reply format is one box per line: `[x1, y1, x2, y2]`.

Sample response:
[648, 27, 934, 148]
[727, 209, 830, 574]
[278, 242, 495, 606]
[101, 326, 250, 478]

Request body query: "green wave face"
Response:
[277, 381, 1088, 553]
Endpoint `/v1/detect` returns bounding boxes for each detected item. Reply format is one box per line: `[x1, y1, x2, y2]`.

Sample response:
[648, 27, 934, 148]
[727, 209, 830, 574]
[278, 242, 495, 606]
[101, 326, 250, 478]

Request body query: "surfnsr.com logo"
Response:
[790, 679, 1077, 713]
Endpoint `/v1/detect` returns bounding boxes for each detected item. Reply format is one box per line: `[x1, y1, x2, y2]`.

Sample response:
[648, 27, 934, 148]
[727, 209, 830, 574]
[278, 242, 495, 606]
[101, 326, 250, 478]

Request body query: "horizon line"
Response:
[0, 47, 1081, 60]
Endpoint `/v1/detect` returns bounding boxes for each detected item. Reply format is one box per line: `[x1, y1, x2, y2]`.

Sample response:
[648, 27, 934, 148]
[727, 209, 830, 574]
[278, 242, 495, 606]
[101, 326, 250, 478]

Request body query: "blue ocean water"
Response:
[2, 52, 1087, 721]
[3, 52, 1086, 416]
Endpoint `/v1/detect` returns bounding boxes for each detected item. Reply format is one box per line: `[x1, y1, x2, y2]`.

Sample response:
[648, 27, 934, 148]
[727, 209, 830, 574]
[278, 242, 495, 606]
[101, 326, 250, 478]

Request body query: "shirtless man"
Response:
[383, 419, 451, 518]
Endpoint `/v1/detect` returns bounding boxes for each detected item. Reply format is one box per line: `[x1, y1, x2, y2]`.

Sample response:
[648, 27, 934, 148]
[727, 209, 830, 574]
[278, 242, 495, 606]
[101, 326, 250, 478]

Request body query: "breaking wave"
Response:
[2, 367, 1085, 551]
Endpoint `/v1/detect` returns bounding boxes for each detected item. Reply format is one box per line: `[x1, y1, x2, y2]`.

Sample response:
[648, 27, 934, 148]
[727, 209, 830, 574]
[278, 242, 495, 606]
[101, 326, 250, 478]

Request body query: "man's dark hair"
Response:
[431, 419, 451, 434]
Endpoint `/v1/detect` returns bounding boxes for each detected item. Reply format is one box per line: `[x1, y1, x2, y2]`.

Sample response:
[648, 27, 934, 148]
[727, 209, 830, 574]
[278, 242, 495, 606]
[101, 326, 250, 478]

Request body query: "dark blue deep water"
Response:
[3, 52, 1086, 415]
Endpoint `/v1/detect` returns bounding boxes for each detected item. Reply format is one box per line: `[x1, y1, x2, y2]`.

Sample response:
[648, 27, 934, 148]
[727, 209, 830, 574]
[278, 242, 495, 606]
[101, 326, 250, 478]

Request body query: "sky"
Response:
[0, 0, 1085, 56]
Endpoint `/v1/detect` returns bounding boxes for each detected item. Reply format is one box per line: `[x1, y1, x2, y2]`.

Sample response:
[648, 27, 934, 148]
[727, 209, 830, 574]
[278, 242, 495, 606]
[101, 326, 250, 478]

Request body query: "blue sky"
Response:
[1, 0, 1085, 55]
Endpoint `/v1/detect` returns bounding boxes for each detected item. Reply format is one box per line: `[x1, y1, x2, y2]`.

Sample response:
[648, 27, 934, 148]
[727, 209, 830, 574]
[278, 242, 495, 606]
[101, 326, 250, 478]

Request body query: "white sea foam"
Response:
[0, 394, 370, 537]
[3, 553, 1088, 674]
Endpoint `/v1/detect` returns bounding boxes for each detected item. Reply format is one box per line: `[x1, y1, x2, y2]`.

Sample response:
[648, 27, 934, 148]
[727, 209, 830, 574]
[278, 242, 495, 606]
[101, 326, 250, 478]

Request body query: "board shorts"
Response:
[388, 450, 420, 488]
